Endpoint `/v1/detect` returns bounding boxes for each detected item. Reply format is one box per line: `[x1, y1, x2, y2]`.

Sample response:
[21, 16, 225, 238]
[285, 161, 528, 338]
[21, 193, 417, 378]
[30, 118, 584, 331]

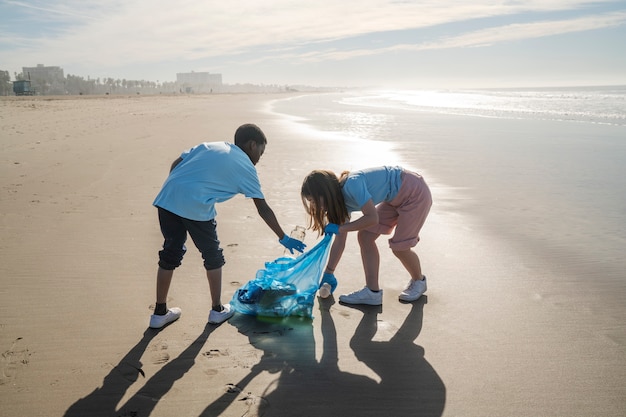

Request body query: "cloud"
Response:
[3, 1, 618, 58]
[2, 0, 106, 22]
[1, 0, 624, 82]
[419, 10, 626, 49]
[294, 10, 626, 62]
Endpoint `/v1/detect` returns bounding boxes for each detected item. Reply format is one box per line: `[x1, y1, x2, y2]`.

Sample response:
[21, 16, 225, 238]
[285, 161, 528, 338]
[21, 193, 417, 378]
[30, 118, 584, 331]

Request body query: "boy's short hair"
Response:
[234, 124, 267, 147]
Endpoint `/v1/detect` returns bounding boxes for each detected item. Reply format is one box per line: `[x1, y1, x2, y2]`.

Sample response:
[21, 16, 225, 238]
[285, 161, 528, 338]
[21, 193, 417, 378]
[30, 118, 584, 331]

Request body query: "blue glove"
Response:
[279, 234, 306, 254]
[324, 223, 340, 235]
[319, 273, 338, 293]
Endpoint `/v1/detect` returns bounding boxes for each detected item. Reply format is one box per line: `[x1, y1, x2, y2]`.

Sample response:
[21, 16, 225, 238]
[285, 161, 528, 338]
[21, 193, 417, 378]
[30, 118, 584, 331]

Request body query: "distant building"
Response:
[176, 71, 222, 93]
[22, 64, 65, 95]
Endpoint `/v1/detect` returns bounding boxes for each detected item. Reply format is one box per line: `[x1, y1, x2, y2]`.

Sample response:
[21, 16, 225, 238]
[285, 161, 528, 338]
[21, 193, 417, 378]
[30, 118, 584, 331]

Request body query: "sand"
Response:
[1, 94, 624, 417]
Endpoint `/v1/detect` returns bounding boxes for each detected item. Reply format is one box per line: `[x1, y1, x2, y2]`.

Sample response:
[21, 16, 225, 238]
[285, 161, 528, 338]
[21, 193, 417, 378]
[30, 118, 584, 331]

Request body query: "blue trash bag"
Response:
[231, 234, 332, 318]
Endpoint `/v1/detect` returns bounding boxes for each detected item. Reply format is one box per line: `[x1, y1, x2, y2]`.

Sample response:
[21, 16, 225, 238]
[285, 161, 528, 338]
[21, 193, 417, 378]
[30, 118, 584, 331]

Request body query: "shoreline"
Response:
[268, 91, 626, 277]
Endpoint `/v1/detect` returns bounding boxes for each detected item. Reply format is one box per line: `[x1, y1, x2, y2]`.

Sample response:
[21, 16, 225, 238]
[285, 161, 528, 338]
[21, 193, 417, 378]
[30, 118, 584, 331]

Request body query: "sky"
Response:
[1, 0, 625, 88]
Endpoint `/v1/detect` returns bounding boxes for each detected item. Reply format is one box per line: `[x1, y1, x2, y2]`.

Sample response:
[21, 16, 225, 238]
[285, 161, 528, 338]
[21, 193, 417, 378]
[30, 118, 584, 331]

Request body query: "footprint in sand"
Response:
[339, 310, 351, 318]
[1, 337, 31, 385]
[150, 341, 170, 365]
[232, 388, 269, 417]
[202, 348, 230, 358]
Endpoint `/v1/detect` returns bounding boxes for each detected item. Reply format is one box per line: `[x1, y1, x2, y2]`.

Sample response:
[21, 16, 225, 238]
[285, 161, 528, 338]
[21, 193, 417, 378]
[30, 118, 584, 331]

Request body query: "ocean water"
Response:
[269, 86, 626, 283]
[340, 86, 626, 127]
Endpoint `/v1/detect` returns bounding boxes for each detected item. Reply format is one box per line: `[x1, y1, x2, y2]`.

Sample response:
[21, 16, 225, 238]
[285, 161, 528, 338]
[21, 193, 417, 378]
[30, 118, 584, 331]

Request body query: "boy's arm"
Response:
[253, 198, 286, 239]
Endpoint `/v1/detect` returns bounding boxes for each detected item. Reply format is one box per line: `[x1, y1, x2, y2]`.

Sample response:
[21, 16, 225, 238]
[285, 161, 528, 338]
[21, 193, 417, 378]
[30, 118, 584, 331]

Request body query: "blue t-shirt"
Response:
[342, 166, 403, 213]
[153, 142, 264, 221]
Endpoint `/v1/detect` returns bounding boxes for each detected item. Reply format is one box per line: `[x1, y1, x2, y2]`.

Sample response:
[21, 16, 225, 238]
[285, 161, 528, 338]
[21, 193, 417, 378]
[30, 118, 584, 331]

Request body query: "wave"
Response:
[340, 86, 626, 126]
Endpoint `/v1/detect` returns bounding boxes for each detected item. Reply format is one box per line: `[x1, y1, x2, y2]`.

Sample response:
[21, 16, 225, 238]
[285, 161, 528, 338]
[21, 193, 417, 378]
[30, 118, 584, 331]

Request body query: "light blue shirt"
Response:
[342, 166, 403, 213]
[153, 142, 264, 221]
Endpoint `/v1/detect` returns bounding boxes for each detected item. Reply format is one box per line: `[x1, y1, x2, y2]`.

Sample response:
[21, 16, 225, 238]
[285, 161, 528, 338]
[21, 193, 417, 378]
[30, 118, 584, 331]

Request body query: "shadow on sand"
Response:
[63, 297, 444, 416]
[200, 296, 445, 416]
[63, 323, 218, 417]
[346, 296, 446, 416]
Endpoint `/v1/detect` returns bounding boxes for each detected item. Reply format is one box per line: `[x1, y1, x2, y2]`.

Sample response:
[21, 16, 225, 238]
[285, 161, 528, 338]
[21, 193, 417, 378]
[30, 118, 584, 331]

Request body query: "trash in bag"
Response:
[231, 234, 332, 318]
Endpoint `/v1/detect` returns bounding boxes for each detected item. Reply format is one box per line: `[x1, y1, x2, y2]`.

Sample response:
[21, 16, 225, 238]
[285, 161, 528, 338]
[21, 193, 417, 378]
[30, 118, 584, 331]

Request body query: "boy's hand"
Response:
[279, 235, 306, 254]
[324, 223, 340, 235]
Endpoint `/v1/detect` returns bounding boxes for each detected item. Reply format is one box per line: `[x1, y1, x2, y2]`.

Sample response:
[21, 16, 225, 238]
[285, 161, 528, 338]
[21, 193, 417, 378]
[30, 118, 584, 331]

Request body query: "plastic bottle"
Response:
[318, 283, 332, 298]
[283, 226, 306, 256]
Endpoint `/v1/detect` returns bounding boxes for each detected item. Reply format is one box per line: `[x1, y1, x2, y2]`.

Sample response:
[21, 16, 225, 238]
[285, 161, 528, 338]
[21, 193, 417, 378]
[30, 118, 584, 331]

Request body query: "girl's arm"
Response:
[325, 199, 377, 273]
[337, 199, 378, 233]
[325, 230, 347, 274]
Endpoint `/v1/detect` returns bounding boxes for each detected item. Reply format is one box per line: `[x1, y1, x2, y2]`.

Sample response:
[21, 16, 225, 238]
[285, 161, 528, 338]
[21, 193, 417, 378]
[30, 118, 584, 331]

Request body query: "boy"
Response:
[149, 124, 305, 328]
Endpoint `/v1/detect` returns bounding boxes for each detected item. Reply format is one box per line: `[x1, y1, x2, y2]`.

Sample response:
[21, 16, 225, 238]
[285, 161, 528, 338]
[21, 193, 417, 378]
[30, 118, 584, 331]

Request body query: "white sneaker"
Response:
[399, 276, 427, 302]
[208, 303, 235, 324]
[339, 287, 383, 306]
[149, 307, 182, 329]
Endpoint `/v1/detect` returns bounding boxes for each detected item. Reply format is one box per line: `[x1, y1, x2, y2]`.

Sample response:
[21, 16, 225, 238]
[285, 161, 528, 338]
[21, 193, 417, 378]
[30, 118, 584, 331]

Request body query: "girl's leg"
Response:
[358, 229, 381, 291]
[392, 248, 424, 281]
[387, 172, 431, 282]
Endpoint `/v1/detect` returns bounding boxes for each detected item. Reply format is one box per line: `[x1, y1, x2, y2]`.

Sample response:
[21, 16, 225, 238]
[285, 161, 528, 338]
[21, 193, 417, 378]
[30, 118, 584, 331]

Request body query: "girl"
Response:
[301, 166, 432, 305]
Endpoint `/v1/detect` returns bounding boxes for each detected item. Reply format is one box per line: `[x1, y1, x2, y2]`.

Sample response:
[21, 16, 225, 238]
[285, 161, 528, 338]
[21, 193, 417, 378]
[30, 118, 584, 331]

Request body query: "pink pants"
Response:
[367, 170, 432, 251]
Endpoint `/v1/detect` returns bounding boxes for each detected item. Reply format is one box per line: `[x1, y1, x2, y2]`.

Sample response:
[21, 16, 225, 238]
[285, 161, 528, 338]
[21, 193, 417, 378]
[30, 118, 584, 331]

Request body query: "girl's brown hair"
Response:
[301, 170, 350, 235]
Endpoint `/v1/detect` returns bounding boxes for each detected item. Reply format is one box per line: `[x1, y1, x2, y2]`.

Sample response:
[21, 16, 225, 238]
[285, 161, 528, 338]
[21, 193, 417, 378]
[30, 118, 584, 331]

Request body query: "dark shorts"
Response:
[157, 207, 225, 270]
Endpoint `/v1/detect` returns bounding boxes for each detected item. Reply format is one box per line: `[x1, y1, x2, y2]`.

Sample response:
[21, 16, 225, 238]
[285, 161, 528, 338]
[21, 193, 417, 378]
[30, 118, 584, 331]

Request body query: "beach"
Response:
[1, 92, 625, 417]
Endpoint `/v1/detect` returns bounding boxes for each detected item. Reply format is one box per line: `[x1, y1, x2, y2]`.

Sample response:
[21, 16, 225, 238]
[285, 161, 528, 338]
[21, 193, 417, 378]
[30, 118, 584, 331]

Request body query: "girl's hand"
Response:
[319, 272, 338, 293]
[324, 223, 340, 235]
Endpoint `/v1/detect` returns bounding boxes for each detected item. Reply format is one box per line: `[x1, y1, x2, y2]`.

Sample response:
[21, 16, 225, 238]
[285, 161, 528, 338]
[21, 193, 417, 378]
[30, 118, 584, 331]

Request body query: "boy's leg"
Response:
[152, 208, 187, 325]
[156, 267, 174, 304]
[150, 266, 182, 328]
[184, 219, 224, 303]
[151, 258, 182, 328]
[206, 267, 234, 323]
[206, 267, 222, 309]
[183, 218, 232, 323]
